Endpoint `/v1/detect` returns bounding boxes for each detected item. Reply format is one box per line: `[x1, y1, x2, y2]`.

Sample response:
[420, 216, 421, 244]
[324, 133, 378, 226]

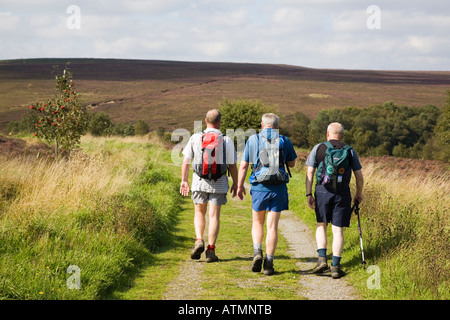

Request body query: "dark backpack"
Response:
[249, 134, 292, 185]
[193, 131, 228, 181]
[316, 141, 352, 192]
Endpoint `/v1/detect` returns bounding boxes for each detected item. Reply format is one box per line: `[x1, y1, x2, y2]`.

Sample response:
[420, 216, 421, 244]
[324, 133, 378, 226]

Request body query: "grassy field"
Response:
[0, 134, 182, 299]
[0, 133, 448, 300]
[1, 58, 450, 132]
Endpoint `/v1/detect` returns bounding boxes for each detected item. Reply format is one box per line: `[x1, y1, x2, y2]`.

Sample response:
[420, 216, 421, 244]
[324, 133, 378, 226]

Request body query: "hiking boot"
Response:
[331, 264, 346, 279]
[312, 256, 328, 274]
[263, 258, 274, 276]
[251, 249, 263, 272]
[191, 239, 204, 260]
[205, 248, 219, 263]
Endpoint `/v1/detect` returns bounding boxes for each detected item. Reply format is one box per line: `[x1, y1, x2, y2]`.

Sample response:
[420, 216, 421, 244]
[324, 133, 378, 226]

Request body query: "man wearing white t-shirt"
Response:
[180, 109, 238, 262]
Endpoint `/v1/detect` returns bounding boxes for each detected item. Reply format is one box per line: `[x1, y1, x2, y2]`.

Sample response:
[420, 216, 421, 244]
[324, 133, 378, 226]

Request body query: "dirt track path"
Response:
[163, 258, 205, 300]
[278, 211, 358, 300]
[164, 209, 358, 300]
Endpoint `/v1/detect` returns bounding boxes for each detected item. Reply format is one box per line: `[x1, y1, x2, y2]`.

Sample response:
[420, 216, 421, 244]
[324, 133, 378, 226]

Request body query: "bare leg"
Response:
[316, 222, 327, 249]
[332, 224, 344, 257]
[252, 209, 266, 246]
[194, 203, 208, 240]
[265, 211, 281, 256]
[207, 203, 221, 246]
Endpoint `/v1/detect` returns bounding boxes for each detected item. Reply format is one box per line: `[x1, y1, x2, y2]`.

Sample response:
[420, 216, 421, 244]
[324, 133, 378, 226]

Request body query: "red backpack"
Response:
[193, 131, 228, 181]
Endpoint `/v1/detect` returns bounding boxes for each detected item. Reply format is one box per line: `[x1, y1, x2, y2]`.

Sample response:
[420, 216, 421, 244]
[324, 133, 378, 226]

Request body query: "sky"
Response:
[0, 0, 449, 71]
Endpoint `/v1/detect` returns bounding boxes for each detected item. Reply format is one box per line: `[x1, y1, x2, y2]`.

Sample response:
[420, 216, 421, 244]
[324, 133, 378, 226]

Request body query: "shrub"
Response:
[88, 112, 112, 136]
[112, 122, 135, 137]
[134, 120, 149, 136]
[283, 111, 311, 148]
[219, 98, 276, 131]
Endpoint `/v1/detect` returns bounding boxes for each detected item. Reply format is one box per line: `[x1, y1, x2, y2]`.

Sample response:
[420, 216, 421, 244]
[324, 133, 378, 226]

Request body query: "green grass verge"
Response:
[0, 135, 182, 299]
[288, 164, 449, 300]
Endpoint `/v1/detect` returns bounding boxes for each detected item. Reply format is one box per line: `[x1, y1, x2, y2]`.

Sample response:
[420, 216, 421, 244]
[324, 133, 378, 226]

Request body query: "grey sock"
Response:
[253, 243, 262, 255]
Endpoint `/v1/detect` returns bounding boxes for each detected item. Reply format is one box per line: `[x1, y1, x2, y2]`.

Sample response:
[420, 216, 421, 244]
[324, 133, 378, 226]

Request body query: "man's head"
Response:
[327, 122, 344, 140]
[261, 113, 279, 129]
[205, 109, 221, 128]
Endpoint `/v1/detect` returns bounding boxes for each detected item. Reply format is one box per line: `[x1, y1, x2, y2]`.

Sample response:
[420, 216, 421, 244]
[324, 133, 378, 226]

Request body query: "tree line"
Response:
[219, 95, 449, 162]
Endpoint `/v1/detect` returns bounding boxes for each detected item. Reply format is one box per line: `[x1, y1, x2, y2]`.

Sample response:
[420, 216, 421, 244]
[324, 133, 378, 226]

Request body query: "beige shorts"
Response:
[191, 191, 227, 205]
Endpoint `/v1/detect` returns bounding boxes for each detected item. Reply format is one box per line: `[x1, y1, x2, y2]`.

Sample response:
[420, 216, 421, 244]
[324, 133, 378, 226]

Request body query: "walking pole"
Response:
[353, 200, 366, 269]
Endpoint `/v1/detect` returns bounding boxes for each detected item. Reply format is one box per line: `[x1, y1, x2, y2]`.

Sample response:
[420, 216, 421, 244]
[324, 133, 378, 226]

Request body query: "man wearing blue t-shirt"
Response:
[237, 113, 297, 275]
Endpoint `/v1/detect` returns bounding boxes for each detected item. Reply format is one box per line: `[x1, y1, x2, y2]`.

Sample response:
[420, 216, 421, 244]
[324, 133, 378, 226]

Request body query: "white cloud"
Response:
[0, 0, 449, 70]
[407, 36, 431, 54]
[272, 7, 304, 26]
[0, 12, 20, 32]
[210, 8, 249, 27]
[195, 41, 230, 57]
[331, 9, 367, 32]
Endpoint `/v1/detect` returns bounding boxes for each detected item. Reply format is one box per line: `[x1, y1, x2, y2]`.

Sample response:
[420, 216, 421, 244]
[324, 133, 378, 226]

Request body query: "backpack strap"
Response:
[222, 133, 228, 177]
[323, 141, 334, 149]
[323, 140, 351, 151]
[252, 133, 265, 173]
[250, 134, 260, 173]
[279, 135, 292, 178]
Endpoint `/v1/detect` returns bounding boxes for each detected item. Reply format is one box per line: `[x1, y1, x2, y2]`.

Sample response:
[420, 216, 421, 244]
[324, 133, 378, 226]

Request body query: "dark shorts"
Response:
[314, 185, 352, 227]
[251, 189, 289, 212]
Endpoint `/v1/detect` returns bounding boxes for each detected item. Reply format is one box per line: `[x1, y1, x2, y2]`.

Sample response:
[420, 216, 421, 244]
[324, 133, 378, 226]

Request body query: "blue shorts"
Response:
[250, 189, 289, 212]
[314, 185, 352, 227]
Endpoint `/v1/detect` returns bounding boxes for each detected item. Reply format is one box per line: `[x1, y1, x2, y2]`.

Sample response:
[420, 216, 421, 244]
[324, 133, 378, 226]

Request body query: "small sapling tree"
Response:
[29, 65, 89, 155]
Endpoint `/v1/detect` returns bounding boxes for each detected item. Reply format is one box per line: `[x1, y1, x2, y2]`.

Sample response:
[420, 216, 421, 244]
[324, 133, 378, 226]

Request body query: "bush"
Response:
[88, 112, 112, 136]
[6, 116, 34, 135]
[281, 111, 311, 148]
[424, 91, 450, 162]
[134, 120, 149, 136]
[112, 123, 135, 137]
[219, 98, 276, 131]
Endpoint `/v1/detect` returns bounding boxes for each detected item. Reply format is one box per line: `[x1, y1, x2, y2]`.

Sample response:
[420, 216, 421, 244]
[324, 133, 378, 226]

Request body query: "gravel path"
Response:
[278, 210, 358, 300]
[163, 258, 205, 300]
[164, 209, 358, 300]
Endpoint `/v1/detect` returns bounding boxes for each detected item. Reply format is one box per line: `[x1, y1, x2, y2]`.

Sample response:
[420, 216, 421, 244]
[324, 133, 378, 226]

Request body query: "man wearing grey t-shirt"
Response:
[181, 109, 238, 262]
[305, 122, 364, 279]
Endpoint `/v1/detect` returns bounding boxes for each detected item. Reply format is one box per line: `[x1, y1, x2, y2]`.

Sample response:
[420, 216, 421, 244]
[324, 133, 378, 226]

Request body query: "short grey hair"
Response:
[327, 122, 344, 137]
[261, 113, 279, 128]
